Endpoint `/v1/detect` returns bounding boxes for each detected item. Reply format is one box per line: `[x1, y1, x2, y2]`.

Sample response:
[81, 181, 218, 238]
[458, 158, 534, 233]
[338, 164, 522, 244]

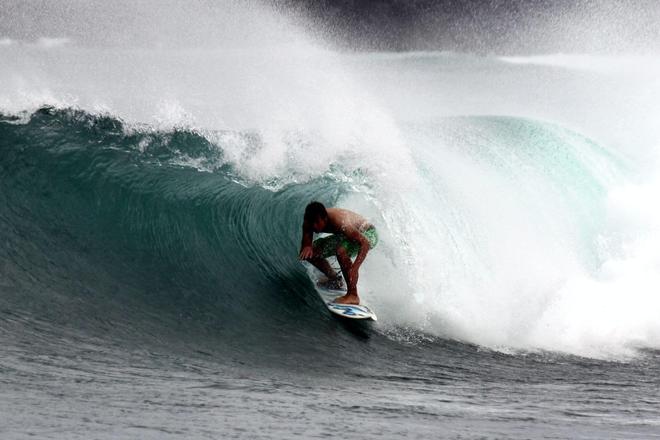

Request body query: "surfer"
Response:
[299, 201, 378, 305]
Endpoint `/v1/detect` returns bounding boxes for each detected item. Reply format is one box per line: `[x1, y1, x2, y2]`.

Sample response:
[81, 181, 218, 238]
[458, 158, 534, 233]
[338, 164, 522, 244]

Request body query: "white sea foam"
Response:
[500, 53, 660, 75]
[35, 37, 71, 48]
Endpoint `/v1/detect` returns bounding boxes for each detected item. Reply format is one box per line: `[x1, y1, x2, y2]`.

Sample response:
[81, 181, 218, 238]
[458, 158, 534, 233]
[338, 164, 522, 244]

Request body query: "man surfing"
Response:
[299, 201, 378, 305]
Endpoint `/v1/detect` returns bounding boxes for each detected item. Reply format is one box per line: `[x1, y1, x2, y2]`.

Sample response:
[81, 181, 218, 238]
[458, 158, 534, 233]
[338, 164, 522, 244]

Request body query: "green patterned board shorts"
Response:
[313, 227, 379, 259]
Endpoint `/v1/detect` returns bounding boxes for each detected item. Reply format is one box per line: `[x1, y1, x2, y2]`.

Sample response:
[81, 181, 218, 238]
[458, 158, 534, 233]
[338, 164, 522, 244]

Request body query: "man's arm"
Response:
[342, 227, 370, 273]
[299, 221, 314, 260]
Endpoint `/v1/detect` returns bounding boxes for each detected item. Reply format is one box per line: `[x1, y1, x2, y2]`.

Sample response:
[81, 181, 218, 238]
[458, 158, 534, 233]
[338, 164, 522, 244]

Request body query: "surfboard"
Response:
[315, 285, 378, 321]
[326, 301, 378, 320]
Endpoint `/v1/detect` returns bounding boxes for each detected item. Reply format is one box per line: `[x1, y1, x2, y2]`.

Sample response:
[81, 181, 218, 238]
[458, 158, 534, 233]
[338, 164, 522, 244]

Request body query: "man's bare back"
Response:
[323, 208, 373, 235]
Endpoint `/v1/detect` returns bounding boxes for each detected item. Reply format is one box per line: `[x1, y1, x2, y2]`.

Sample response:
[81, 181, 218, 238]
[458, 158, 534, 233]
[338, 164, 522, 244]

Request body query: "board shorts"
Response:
[313, 227, 378, 259]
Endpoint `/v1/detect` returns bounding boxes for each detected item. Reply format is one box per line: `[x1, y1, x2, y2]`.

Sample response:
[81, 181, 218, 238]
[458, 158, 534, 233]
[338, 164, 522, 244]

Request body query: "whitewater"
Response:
[2, 1, 660, 438]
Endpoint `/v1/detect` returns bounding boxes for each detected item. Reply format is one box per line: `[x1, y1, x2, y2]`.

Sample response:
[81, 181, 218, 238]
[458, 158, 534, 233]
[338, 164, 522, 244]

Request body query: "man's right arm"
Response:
[299, 222, 314, 260]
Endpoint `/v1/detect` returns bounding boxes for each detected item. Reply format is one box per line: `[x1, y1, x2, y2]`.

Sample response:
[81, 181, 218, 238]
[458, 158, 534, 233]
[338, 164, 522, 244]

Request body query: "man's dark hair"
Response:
[304, 201, 328, 223]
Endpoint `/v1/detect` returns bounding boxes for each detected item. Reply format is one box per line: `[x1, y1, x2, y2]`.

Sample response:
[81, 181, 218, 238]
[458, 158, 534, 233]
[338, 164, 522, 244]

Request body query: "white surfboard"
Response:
[315, 285, 377, 321]
[325, 301, 378, 320]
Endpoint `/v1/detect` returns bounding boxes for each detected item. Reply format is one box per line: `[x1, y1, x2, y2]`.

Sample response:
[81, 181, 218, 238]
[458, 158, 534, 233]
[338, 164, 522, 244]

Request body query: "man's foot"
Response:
[317, 275, 345, 291]
[333, 293, 360, 305]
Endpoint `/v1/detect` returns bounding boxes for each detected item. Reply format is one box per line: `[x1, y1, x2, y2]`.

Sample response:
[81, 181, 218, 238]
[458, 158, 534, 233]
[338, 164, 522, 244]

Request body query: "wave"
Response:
[4, 106, 659, 361]
[0, 108, 363, 362]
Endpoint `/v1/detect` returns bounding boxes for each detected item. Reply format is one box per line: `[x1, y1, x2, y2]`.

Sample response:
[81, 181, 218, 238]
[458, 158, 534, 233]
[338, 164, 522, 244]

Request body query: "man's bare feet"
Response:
[333, 294, 360, 305]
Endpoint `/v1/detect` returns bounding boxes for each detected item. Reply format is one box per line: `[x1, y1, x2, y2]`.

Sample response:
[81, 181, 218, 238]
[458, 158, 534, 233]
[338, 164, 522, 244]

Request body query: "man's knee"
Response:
[336, 245, 349, 260]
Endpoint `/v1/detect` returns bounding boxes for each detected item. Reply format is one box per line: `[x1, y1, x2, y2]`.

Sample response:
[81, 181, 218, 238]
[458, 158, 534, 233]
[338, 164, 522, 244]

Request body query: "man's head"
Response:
[304, 201, 328, 232]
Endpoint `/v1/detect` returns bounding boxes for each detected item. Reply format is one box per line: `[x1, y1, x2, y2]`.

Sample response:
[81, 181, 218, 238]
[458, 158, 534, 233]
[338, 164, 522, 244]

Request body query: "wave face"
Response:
[2, 99, 657, 361]
[0, 107, 361, 363]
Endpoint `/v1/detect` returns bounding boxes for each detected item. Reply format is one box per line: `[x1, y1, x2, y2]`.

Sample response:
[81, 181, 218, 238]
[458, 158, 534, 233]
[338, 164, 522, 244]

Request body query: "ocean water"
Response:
[3, 2, 660, 439]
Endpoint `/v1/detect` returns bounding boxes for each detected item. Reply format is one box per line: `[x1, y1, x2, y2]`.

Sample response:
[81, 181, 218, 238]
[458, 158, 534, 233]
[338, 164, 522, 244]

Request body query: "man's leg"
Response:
[334, 245, 359, 304]
[307, 256, 337, 280]
[306, 235, 343, 286]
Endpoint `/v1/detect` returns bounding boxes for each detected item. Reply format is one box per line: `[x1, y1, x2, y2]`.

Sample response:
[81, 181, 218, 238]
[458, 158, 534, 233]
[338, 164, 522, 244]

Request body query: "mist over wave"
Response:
[2, 1, 660, 360]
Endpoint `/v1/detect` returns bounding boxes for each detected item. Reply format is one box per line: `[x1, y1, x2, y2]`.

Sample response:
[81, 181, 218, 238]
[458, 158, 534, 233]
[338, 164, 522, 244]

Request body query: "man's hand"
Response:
[299, 245, 314, 260]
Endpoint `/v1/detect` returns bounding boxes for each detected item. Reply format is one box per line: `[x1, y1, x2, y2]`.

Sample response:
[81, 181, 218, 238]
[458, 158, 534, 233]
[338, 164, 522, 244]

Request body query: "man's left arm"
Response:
[343, 227, 370, 274]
